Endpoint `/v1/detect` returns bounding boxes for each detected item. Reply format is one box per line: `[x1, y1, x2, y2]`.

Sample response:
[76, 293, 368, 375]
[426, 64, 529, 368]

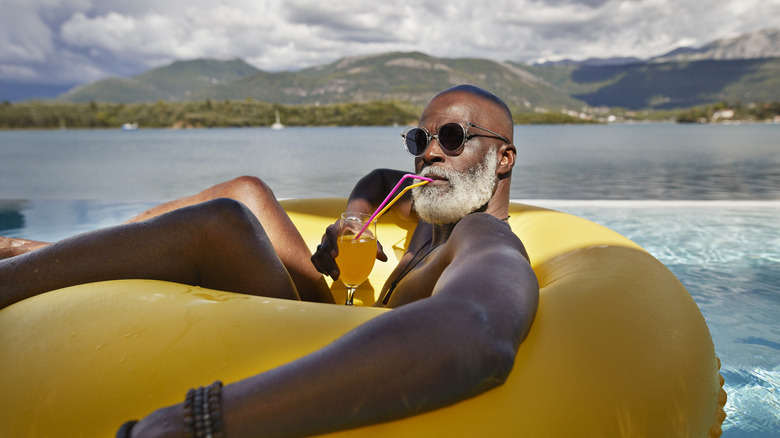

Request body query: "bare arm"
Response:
[342, 168, 418, 222]
[132, 214, 539, 437]
[311, 168, 420, 280]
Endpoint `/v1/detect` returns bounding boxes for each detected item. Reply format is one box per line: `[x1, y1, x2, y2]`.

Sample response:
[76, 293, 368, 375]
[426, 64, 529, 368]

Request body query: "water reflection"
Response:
[0, 201, 26, 233]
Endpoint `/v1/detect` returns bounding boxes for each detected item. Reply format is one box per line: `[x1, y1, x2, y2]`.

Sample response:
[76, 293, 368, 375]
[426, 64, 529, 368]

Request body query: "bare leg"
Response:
[0, 237, 47, 259]
[1, 176, 333, 303]
[0, 199, 310, 311]
[1, 177, 281, 258]
[130, 176, 333, 303]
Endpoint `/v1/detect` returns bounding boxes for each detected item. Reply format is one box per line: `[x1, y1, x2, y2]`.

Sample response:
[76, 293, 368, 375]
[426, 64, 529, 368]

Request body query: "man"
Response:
[0, 85, 539, 437]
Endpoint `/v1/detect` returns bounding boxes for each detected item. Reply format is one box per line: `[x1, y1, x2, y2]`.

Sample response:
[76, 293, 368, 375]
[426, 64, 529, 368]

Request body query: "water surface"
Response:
[1, 123, 779, 436]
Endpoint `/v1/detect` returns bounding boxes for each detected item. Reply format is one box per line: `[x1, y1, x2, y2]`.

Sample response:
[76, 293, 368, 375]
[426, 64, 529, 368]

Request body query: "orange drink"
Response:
[336, 234, 377, 286]
[336, 212, 377, 305]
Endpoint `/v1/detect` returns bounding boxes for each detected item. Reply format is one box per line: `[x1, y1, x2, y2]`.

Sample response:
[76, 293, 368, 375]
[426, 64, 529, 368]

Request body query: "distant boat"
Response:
[271, 110, 284, 130]
[121, 122, 138, 131]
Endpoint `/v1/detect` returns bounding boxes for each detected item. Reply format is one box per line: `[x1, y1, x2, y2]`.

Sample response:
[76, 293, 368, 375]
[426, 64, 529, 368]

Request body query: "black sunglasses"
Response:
[401, 122, 509, 157]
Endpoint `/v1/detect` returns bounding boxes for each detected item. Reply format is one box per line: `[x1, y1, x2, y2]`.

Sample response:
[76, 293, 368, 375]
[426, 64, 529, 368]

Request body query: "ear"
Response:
[497, 143, 516, 177]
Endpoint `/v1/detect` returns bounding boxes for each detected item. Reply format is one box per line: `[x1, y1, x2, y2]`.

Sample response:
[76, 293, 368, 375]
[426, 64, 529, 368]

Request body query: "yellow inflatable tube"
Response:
[0, 199, 727, 437]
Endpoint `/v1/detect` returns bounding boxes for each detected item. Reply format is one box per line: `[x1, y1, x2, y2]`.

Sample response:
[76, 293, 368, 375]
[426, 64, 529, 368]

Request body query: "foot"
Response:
[0, 237, 48, 259]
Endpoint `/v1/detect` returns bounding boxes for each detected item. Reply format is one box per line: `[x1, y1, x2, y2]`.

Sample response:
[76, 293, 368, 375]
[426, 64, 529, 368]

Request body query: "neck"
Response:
[484, 178, 511, 222]
[431, 222, 455, 246]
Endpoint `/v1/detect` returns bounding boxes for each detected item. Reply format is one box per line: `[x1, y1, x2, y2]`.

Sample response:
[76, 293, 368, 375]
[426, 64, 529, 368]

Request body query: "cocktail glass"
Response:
[336, 213, 377, 306]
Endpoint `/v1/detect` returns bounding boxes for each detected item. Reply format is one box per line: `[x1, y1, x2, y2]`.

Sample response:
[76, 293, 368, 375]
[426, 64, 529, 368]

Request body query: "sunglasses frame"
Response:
[401, 122, 509, 157]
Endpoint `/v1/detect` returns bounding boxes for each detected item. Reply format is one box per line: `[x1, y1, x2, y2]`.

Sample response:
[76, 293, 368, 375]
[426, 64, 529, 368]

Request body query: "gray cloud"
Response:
[1, 0, 778, 94]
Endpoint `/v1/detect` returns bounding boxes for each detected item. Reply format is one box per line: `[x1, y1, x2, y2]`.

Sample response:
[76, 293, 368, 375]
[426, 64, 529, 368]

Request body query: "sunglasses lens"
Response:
[437, 123, 465, 151]
[405, 128, 428, 156]
[403, 123, 466, 156]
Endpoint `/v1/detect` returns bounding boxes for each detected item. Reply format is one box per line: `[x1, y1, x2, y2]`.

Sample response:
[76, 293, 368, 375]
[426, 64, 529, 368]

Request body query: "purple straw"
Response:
[353, 174, 433, 239]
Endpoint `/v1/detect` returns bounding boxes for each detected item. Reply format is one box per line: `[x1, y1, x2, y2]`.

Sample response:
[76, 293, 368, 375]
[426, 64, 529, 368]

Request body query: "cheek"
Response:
[415, 146, 485, 173]
[452, 148, 484, 172]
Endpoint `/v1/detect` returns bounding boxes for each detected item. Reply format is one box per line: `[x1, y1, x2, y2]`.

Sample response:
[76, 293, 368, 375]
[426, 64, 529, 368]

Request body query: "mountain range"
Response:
[52, 27, 780, 111]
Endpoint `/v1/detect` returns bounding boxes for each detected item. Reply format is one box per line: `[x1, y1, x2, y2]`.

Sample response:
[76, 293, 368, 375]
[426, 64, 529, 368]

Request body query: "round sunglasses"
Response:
[401, 122, 509, 157]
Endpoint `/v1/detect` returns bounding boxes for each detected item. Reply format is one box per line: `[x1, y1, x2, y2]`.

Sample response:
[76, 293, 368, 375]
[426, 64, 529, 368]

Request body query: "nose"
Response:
[422, 136, 445, 164]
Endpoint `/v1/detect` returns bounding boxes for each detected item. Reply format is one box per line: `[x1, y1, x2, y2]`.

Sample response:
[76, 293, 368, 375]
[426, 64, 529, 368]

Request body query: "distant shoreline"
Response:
[0, 99, 599, 130]
[1, 99, 778, 130]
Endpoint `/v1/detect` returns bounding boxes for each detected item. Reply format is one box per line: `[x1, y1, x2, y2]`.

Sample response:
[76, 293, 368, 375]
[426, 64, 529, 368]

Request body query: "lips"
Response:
[419, 167, 449, 183]
[420, 175, 448, 188]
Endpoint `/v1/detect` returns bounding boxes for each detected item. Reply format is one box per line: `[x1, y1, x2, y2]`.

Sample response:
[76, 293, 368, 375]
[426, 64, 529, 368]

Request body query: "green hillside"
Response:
[59, 58, 260, 103]
[57, 77, 162, 103]
[57, 52, 584, 113]
[525, 58, 780, 109]
[193, 51, 582, 111]
[134, 58, 260, 100]
[54, 52, 780, 112]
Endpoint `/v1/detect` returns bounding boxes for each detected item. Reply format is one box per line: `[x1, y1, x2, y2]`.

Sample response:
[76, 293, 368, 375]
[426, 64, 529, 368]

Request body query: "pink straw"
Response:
[353, 174, 433, 239]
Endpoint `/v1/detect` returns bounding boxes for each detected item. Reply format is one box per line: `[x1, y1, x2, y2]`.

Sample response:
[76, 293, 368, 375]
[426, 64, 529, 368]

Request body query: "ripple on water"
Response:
[721, 368, 780, 436]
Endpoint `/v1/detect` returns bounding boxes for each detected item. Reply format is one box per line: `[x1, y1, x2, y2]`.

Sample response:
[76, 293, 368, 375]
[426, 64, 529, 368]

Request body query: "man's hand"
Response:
[310, 219, 387, 281]
[310, 168, 410, 281]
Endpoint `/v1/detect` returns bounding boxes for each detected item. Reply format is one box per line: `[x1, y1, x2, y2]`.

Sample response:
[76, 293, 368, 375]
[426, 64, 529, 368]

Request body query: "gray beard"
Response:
[411, 147, 499, 225]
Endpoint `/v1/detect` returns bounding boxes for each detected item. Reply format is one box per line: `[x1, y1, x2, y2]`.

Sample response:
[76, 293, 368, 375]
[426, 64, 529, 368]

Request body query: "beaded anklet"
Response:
[184, 380, 224, 438]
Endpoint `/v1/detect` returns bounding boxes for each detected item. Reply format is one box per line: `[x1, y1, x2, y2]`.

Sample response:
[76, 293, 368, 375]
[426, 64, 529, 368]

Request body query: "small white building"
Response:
[712, 109, 735, 120]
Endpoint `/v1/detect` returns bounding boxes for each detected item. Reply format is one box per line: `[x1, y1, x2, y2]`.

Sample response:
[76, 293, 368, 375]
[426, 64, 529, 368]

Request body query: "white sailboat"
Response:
[271, 110, 284, 130]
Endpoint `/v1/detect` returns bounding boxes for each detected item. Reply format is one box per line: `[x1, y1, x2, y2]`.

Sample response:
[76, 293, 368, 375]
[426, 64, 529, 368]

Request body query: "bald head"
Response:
[426, 85, 514, 144]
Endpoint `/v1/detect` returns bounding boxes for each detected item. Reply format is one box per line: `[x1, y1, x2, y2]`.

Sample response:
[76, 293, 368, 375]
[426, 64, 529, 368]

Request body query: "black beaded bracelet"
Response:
[183, 381, 224, 438]
[206, 380, 224, 437]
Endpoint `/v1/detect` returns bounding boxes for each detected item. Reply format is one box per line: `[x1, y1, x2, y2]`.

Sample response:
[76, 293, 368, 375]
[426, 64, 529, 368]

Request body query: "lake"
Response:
[1, 123, 779, 436]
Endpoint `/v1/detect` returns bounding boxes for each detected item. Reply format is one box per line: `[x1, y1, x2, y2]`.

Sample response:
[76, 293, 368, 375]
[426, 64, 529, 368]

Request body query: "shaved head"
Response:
[429, 85, 514, 144]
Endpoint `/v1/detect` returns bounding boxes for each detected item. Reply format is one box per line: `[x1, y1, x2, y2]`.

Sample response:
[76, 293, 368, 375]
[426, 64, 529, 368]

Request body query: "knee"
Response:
[172, 199, 272, 275]
[200, 198, 259, 230]
[186, 198, 267, 253]
[146, 198, 261, 251]
[225, 176, 276, 203]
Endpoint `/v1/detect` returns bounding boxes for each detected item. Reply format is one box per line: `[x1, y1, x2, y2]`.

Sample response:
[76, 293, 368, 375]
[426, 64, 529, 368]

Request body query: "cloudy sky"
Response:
[2, 0, 779, 92]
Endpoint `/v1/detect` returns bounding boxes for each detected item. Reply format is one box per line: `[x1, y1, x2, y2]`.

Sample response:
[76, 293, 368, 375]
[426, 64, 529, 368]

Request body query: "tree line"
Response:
[0, 98, 596, 130]
[0, 99, 421, 129]
[676, 101, 780, 123]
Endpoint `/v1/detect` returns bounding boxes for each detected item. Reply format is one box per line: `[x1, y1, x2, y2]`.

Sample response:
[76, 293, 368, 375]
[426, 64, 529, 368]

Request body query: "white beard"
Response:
[412, 147, 499, 225]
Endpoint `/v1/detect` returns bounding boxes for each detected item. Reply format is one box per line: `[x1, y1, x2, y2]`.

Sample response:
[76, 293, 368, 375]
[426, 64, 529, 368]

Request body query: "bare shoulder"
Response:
[446, 213, 529, 262]
[431, 213, 539, 342]
[433, 213, 536, 299]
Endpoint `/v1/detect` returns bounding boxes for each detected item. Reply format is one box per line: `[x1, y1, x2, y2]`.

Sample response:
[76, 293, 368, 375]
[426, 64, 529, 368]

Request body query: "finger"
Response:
[376, 241, 388, 262]
[310, 244, 327, 274]
[324, 224, 340, 258]
[311, 243, 340, 279]
[311, 254, 340, 280]
[313, 223, 343, 279]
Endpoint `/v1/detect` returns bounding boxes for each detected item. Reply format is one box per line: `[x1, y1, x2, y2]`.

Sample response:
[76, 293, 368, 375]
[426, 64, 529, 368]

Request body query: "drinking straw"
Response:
[353, 174, 432, 239]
